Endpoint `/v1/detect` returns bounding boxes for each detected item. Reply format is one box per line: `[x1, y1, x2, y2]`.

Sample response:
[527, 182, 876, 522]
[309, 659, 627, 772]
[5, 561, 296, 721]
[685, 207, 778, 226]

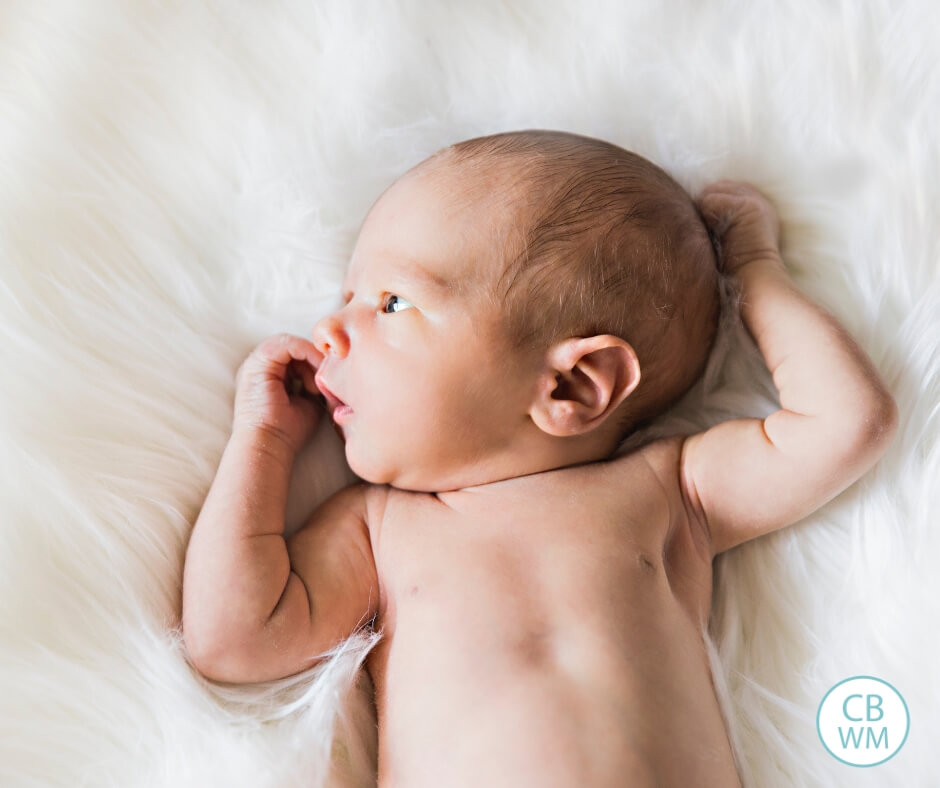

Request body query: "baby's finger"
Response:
[697, 198, 734, 234]
[255, 334, 322, 371]
[294, 359, 321, 397]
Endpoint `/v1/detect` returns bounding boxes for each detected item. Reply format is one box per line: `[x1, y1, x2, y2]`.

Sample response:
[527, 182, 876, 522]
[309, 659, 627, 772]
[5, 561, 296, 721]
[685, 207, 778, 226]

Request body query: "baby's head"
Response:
[312, 130, 719, 492]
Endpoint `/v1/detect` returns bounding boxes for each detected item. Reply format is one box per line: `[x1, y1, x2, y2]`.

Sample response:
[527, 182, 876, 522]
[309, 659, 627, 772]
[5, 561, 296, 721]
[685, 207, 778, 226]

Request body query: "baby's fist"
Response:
[697, 181, 783, 275]
[233, 334, 325, 454]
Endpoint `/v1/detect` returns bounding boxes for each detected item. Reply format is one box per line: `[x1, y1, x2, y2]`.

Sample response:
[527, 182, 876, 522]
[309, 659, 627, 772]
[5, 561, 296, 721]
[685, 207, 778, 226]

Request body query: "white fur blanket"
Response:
[1, 2, 936, 786]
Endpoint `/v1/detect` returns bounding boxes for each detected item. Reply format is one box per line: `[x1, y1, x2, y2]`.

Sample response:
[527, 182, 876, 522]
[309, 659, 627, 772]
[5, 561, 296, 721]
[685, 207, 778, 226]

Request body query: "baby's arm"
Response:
[680, 182, 898, 557]
[181, 335, 378, 683]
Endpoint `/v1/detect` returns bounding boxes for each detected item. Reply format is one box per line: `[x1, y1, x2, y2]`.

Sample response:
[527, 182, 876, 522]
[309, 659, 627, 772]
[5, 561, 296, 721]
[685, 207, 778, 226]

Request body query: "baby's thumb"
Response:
[696, 200, 731, 274]
[696, 193, 731, 232]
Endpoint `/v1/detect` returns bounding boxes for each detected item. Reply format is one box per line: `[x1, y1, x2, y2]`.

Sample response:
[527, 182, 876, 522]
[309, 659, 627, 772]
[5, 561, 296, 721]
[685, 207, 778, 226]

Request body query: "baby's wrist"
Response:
[230, 421, 299, 465]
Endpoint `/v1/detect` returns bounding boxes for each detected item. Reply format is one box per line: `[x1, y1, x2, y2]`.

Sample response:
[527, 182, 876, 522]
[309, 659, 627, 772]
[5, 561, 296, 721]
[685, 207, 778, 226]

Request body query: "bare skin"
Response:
[181, 172, 898, 786]
[361, 438, 733, 786]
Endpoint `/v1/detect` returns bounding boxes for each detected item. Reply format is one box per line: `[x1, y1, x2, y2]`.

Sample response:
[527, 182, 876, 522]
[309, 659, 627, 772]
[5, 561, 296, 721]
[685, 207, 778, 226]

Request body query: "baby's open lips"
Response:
[314, 374, 349, 419]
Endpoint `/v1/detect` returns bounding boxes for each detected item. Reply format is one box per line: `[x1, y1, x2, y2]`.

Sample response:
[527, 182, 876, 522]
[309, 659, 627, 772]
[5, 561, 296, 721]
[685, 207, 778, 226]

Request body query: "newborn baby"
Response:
[182, 130, 898, 786]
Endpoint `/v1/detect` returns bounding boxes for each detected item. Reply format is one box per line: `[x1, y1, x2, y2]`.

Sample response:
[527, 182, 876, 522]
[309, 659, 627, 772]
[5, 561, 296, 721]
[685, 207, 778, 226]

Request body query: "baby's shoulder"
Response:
[605, 434, 685, 482]
[600, 435, 693, 516]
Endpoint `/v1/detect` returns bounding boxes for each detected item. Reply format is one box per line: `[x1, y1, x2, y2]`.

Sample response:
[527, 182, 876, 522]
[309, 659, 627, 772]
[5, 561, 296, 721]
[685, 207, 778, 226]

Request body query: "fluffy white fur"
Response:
[1, 1, 936, 785]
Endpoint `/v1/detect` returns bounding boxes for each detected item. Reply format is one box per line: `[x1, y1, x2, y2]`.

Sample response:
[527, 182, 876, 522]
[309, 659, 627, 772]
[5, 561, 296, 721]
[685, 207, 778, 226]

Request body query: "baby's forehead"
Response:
[350, 163, 522, 289]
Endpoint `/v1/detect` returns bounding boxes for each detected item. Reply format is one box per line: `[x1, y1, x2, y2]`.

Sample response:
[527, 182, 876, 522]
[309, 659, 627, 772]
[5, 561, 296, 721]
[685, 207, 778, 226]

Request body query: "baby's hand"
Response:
[697, 181, 784, 276]
[233, 334, 325, 454]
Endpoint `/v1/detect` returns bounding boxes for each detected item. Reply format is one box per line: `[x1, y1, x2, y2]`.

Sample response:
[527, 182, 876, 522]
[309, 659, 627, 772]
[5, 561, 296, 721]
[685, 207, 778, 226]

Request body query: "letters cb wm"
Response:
[817, 675, 909, 767]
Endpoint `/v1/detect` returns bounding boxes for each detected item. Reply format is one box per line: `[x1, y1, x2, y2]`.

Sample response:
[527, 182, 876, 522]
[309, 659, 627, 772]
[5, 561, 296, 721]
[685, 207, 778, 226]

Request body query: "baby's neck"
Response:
[416, 430, 618, 493]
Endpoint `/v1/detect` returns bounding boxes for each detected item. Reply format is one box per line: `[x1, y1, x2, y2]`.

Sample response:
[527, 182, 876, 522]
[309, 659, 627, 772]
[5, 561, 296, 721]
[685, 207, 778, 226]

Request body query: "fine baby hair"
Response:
[428, 129, 721, 438]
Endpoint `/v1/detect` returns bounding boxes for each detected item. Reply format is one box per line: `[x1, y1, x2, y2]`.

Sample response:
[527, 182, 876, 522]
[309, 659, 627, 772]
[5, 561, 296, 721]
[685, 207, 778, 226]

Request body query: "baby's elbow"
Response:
[844, 390, 899, 463]
[184, 636, 250, 684]
[182, 620, 244, 683]
[861, 391, 899, 447]
[181, 623, 223, 681]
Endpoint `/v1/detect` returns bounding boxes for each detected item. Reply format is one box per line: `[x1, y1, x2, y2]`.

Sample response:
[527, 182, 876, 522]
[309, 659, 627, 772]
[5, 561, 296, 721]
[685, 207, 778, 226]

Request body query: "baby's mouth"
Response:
[331, 403, 353, 427]
[325, 393, 349, 419]
[314, 377, 352, 423]
[313, 390, 349, 442]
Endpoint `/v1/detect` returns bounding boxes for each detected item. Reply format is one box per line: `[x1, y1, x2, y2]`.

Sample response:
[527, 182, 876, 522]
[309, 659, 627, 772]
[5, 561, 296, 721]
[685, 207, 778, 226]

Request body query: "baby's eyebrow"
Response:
[404, 260, 452, 290]
[342, 259, 455, 301]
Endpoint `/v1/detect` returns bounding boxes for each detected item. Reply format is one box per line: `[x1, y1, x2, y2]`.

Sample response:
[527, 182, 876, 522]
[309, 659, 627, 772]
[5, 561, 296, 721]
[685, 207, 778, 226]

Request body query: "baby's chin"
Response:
[343, 443, 470, 493]
[343, 442, 400, 487]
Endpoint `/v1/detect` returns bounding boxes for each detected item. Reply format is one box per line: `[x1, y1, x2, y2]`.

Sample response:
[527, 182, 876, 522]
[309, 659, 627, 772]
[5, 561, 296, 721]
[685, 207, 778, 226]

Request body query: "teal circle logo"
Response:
[817, 676, 909, 766]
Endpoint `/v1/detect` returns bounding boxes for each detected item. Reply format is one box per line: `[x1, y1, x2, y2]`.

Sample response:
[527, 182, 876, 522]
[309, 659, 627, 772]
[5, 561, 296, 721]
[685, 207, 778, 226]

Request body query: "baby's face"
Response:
[312, 164, 536, 492]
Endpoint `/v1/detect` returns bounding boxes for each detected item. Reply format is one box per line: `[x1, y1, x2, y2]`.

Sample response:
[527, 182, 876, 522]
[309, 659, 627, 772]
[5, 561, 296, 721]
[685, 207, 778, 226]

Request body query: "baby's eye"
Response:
[382, 294, 414, 314]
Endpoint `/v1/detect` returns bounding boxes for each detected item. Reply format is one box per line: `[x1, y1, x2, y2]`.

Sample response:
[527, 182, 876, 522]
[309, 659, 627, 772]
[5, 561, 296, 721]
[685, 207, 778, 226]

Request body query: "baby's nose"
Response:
[312, 312, 350, 358]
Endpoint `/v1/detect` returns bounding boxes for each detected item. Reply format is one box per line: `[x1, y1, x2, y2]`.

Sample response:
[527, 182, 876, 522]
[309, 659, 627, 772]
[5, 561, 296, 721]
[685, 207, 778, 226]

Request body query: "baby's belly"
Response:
[368, 564, 742, 788]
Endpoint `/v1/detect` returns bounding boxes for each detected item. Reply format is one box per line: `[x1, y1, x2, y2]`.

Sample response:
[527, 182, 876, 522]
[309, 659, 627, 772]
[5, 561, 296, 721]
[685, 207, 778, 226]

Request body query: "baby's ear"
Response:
[528, 335, 641, 437]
